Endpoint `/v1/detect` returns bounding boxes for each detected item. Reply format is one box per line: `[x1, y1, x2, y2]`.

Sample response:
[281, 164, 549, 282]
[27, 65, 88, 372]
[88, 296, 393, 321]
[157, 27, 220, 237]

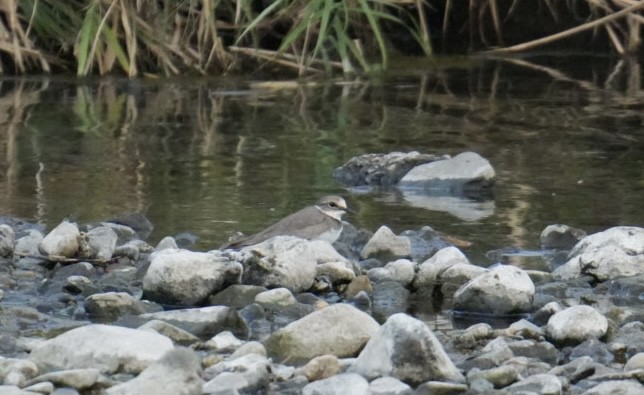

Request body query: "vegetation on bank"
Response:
[1, 0, 643, 77]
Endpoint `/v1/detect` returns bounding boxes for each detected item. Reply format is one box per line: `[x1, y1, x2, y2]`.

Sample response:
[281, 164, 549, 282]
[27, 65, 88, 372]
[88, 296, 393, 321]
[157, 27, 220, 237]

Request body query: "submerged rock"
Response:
[350, 313, 465, 385]
[554, 226, 644, 281]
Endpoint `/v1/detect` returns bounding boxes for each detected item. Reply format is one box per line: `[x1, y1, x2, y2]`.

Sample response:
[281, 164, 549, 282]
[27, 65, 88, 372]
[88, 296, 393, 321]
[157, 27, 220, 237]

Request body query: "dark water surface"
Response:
[1, 54, 643, 268]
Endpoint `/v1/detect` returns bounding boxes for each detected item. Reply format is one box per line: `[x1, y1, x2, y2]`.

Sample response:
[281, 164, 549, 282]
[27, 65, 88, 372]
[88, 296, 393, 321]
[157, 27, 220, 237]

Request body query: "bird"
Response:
[221, 195, 349, 249]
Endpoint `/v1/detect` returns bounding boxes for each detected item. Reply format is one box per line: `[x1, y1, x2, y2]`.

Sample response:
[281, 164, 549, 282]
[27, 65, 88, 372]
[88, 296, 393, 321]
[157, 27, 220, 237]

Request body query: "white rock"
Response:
[29, 324, 173, 374]
[351, 313, 464, 385]
[39, 221, 80, 258]
[155, 236, 178, 251]
[540, 224, 586, 250]
[84, 292, 145, 320]
[83, 226, 118, 260]
[413, 246, 470, 289]
[453, 265, 535, 315]
[143, 249, 242, 305]
[242, 236, 348, 293]
[106, 348, 203, 395]
[582, 380, 644, 395]
[0, 358, 39, 387]
[554, 226, 644, 280]
[254, 287, 296, 306]
[439, 262, 487, 296]
[370, 259, 415, 286]
[398, 151, 495, 191]
[546, 305, 608, 345]
[361, 226, 411, 260]
[264, 304, 379, 363]
[625, 352, 644, 371]
[203, 353, 270, 394]
[302, 373, 369, 395]
[14, 230, 44, 256]
[27, 368, 100, 390]
[0, 224, 15, 257]
[369, 376, 413, 395]
[204, 331, 244, 352]
[505, 373, 563, 395]
[316, 261, 356, 284]
[0, 385, 41, 395]
[139, 306, 246, 339]
[230, 342, 266, 359]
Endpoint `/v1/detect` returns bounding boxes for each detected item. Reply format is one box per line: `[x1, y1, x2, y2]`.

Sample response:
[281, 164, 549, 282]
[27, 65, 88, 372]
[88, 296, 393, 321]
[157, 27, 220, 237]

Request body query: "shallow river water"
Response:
[1, 54, 643, 272]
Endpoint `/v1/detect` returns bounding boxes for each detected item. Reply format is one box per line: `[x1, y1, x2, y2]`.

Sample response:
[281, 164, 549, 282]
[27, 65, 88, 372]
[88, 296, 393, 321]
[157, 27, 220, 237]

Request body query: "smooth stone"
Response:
[453, 265, 535, 315]
[202, 353, 270, 394]
[298, 355, 341, 382]
[554, 226, 644, 281]
[316, 261, 356, 284]
[625, 352, 644, 371]
[546, 305, 608, 346]
[39, 221, 80, 258]
[204, 331, 244, 353]
[138, 320, 201, 346]
[461, 337, 514, 370]
[64, 275, 95, 295]
[351, 313, 464, 385]
[155, 236, 178, 251]
[414, 381, 468, 395]
[0, 358, 39, 387]
[360, 226, 411, 261]
[466, 365, 519, 388]
[142, 249, 243, 305]
[367, 259, 415, 286]
[531, 301, 564, 327]
[302, 373, 369, 395]
[570, 338, 614, 364]
[507, 340, 558, 365]
[368, 376, 412, 395]
[96, 222, 137, 244]
[0, 386, 41, 395]
[241, 236, 348, 293]
[412, 246, 470, 290]
[23, 382, 54, 394]
[230, 341, 266, 359]
[82, 226, 117, 260]
[254, 288, 297, 307]
[505, 373, 563, 394]
[540, 224, 587, 250]
[85, 292, 146, 321]
[371, 280, 410, 322]
[456, 323, 493, 347]
[343, 275, 373, 299]
[398, 151, 495, 192]
[27, 369, 100, 390]
[264, 304, 379, 364]
[29, 324, 173, 374]
[106, 213, 154, 240]
[14, 230, 44, 256]
[581, 380, 644, 395]
[438, 262, 487, 296]
[106, 348, 203, 395]
[139, 306, 247, 339]
[505, 319, 544, 340]
[208, 284, 268, 308]
[0, 224, 15, 257]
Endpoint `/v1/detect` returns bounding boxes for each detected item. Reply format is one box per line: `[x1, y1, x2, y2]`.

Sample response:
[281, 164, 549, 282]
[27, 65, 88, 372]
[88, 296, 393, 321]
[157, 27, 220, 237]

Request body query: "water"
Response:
[1, 54, 643, 269]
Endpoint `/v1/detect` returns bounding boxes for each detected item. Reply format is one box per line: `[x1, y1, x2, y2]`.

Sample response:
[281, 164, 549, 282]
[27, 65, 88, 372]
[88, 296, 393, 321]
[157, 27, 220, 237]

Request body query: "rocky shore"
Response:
[0, 152, 643, 395]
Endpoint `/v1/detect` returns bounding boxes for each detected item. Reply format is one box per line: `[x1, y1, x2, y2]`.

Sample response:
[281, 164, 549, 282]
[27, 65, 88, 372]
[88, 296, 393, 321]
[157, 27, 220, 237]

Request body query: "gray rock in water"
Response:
[350, 313, 465, 385]
[540, 224, 587, 250]
[371, 280, 410, 322]
[202, 353, 270, 394]
[412, 246, 471, 291]
[264, 304, 379, 364]
[208, 284, 268, 308]
[84, 292, 147, 321]
[504, 374, 563, 395]
[545, 305, 608, 346]
[142, 249, 242, 306]
[397, 152, 495, 196]
[367, 259, 415, 286]
[302, 373, 370, 395]
[81, 226, 118, 261]
[453, 265, 535, 315]
[39, 221, 80, 258]
[333, 151, 443, 187]
[14, 229, 44, 256]
[106, 213, 154, 240]
[241, 236, 347, 293]
[138, 320, 200, 346]
[29, 324, 174, 374]
[106, 348, 203, 395]
[360, 226, 411, 261]
[139, 306, 247, 339]
[0, 224, 15, 257]
[553, 226, 644, 281]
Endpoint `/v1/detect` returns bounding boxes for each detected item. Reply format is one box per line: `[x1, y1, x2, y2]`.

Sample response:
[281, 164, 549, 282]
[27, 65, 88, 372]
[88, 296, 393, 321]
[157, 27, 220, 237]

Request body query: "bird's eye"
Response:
[329, 202, 337, 207]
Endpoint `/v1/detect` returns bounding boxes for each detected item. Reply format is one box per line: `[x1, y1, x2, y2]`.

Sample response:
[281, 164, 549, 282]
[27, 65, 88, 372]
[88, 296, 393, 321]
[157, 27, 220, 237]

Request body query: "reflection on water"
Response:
[1, 55, 643, 270]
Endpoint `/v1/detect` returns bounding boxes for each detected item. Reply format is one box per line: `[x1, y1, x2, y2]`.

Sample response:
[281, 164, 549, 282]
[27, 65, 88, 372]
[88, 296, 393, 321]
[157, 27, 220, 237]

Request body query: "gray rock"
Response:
[106, 348, 203, 395]
[507, 340, 558, 365]
[455, 323, 493, 348]
[570, 338, 614, 364]
[39, 221, 80, 258]
[82, 226, 118, 260]
[332, 151, 443, 187]
[371, 280, 410, 322]
[360, 226, 411, 261]
[625, 352, 644, 371]
[254, 288, 296, 307]
[546, 305, 608, 346]
[351, 313, 464, 385]
[27, 369, 100, 390]
[29, 324, 173, 374]
[367, 259, 415, 286]
[241, 236, 347, 293]
[230, 341, 266, 359]
[412, 246, 470, 290]
[143, 249, 242, 305]
[14, 230, 44, 256]
[414, 381, 469, 395]
[438, 262, 487, 296]
[453, 265, 535, 315]
[139, 306, 247, 339]
[138, 320, 201, 346]
[547, 356, 598, 383]
[106, 213, 154, 240]
[202, 353, 270, 394]
[208, 284, 268, 308]
[264, 304, 379, 364]
[204, 331, 244, 352]
[23, 382, 54, 394]
[297, 355, 341, 382]
[96, 222, 137, 244]
[581, 380, 644, 395]
[155, 236, 178, 251]
[0, 385, 41, 395]
[505, 318, 544, 340]
[302, 373, 369, 395]
[466, 365, 519, 388]
[531, 301, 564, 327]
[0, 358, 39, 387]
[316, 261, 356, 284]
[540, 224, 587, 250]
[85, 292, 146, 321]
[462, 337, 514, 370]
[505, 373, 563, 394]
[0, 224, 15, 257]
[554, 226, 644, 281]
[368, 376, 412, 395]
[397, 151, 495, 194]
